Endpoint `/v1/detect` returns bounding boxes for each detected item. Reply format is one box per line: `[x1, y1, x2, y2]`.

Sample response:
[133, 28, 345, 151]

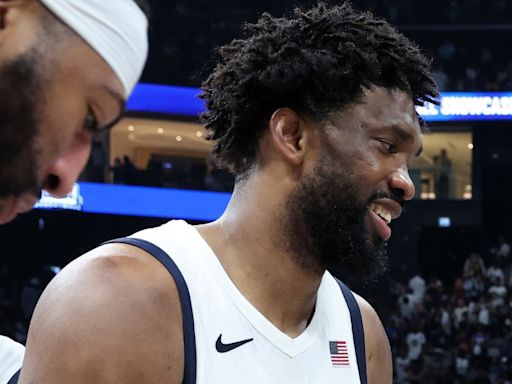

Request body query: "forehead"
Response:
[42, 33, 125, 99]
[348, 87, 420, 132]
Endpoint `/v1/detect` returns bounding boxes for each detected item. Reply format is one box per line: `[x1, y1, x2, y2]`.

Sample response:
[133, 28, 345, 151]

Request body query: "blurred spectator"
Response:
[489, 279, 507, 309]
[455, 343, 471, 379]
[494, 237, 511, 267]
[464, 271, 484, 302]
[398, 289, 416, 320]
[487, 263, 505, 286]
[409, 274, 426, 304]
[433, 149, 452, 199]
[407, 324, 427, 361]
[395, 345, 412, 384]
[464, 253, 486, 279]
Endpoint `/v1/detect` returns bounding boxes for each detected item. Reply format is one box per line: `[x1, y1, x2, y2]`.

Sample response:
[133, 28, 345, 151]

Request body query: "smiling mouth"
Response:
[369, 203, 392, 224]
[366, 201, 403, 241]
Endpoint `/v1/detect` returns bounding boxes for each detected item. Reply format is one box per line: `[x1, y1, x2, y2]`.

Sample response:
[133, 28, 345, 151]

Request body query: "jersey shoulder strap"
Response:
[334, 278, 368, 384]
[7, 369, 20, 384]
[103, 237, 197, 384]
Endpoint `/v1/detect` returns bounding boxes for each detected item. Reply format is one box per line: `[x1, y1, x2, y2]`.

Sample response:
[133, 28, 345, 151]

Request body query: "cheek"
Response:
[38, 79, 87, 151]
[346, 149, 381, 183]
[34, 114, 83, 177]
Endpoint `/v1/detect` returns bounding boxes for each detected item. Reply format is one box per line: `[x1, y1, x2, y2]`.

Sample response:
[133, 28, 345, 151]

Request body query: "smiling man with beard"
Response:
[20, 3, 438, 383]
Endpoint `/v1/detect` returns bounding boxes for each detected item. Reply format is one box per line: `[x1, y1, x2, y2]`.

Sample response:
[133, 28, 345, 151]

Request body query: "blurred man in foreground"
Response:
[0, 1, 148, 382]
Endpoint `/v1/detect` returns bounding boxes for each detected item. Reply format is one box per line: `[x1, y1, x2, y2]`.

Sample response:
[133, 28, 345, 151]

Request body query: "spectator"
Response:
[395, 345, 412, 384]
[455, 343, 471, 380]
[409, 273, 426, 305]
[489, 279, 507, 309]
[464, 253, 486, 280]
[407, 324, 427, 361]
[398, 288, 417, 319]
[487, 262, 505, 285]
[433, 149, 452, 199]
[495, 236, 511, 266]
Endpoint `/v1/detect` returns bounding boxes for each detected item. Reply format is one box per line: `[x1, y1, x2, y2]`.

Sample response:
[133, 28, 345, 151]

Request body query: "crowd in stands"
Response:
[420, 34, 512, 92]
[357, 0, 512, 24]
[145, 0, 512, 92]
[371, 237, 512, 383]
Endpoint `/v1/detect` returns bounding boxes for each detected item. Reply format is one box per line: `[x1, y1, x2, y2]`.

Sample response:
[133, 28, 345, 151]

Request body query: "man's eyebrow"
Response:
[99, 85, 126, 130]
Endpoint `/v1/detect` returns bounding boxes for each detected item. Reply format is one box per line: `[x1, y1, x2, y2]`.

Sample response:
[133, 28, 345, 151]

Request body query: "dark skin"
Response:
[20, 87, 421, 383]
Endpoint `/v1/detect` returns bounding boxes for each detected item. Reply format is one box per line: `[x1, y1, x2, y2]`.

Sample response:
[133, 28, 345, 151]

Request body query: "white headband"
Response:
[40, 0, 148, 99]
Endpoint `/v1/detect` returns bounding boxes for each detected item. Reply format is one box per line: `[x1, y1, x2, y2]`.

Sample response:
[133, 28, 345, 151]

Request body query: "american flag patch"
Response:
[329, 341, 350, 367]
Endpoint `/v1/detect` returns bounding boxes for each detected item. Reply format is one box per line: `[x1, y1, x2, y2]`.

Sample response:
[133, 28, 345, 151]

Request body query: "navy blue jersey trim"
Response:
[103, 238, 196, 384]
[335, 278, 368, 384]
[7, 369, 20, 384]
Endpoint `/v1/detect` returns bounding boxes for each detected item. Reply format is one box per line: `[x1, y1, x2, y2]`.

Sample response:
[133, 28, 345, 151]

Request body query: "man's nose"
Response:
[43, 136, 92, 197]
[388, 165, 415, 201]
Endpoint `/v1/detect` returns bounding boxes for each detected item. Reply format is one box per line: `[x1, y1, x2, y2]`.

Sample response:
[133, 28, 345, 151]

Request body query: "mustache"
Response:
[367, 190, 406, 208]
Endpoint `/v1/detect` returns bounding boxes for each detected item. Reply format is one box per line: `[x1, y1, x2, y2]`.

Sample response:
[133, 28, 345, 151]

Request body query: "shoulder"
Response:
[19, 243, 184, 384]
[353, 293, 392, 384]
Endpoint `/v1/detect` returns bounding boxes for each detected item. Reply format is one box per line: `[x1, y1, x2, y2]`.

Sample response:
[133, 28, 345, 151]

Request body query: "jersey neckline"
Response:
[186, 221, 328, 358]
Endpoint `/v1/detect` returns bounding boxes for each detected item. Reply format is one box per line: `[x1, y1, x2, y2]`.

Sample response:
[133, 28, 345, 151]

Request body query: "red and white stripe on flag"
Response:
[329, 340, 350, 367]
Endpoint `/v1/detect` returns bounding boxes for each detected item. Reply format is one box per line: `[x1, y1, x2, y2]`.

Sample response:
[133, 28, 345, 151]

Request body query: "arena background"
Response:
[1, 1, 512, 383]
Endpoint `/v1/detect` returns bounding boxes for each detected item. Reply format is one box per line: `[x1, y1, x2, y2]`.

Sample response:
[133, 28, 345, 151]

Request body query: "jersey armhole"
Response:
[8, 369, 20, 384]
[334, 278, 368, 384]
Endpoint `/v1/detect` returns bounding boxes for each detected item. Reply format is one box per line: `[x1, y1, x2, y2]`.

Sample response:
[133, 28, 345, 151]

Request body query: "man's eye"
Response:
[84, 108, 99, 133]
[379, 139, 396, 153]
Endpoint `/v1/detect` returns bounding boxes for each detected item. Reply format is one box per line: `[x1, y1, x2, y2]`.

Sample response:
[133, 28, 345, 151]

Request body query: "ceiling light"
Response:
[467, 143, 474, 150]
[176, 136, 183, 142]
[157, 127, 164, 134]
[128, 125, 135, 132]
[196, 131, 203, 137]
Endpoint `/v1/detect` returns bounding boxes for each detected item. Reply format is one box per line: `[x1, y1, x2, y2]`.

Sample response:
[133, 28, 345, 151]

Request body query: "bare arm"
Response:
[18, 244, 184, 384]
[355, 294, 393, 384]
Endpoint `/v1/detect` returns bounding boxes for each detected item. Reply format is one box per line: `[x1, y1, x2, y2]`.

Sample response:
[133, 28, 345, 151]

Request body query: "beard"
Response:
[284, 155, 393, 285]
[0, 46, 43, 198]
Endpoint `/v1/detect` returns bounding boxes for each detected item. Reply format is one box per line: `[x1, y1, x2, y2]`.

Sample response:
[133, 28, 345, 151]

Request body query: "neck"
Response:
[197, 176, 323, 338]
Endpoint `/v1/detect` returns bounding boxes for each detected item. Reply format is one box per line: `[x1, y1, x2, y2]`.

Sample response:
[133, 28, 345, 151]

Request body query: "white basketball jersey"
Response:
[127, 220, 366, 384]
[0, 336, 24, 384]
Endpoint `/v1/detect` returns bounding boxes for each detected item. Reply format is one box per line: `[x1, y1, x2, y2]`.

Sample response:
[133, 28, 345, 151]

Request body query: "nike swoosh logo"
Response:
[215, 334, 253, 353]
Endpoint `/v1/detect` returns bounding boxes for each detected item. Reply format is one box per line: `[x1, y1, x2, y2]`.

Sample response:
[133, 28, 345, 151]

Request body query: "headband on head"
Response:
[39, 0, 148, 99]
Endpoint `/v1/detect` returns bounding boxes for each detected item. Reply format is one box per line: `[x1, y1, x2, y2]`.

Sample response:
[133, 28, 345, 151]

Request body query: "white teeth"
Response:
[370, 204, 392, 224]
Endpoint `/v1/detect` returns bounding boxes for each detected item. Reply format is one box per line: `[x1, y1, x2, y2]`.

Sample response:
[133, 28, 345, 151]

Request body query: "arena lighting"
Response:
[127, 83, 512, 122]
[36, 182, 231, 221]
[438, 217, 452, 228]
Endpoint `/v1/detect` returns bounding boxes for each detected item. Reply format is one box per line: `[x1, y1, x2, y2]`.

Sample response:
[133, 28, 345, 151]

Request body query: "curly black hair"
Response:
[200, 2, 439, 177]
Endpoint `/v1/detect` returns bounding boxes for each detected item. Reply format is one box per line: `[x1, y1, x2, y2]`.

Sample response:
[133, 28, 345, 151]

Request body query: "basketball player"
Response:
[19, 3, 438, 383]
[0, 1, 148, 383]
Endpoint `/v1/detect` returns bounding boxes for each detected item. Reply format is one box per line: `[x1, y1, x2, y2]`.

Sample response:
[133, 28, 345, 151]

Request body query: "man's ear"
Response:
[268, 108, 309, 167]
